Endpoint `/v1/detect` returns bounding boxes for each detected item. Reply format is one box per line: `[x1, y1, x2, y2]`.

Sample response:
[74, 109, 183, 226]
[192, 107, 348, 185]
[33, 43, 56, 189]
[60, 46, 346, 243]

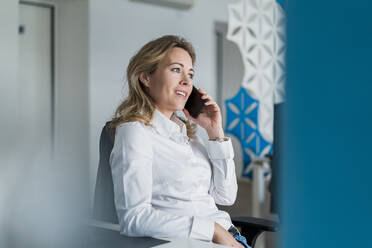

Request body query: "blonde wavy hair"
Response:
[110, 35, 197, 138]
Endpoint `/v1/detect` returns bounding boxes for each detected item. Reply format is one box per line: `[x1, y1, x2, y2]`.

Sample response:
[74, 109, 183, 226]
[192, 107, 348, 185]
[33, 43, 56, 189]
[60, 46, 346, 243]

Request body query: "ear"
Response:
[139, 72, 151, 88]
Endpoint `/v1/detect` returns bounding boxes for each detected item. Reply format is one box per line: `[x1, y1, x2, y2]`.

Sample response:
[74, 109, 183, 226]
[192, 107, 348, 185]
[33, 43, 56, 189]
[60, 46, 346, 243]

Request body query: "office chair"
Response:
[93, 122, 278, 248]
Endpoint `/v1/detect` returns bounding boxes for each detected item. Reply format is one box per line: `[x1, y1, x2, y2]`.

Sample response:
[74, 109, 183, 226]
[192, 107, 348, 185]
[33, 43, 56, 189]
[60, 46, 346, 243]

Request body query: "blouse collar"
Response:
[152, 109, 189, 142]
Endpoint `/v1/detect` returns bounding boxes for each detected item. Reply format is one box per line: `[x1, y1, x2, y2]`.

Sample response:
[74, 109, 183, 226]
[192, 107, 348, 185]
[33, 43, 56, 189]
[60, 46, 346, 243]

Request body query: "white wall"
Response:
[0, 0, 19, 246]
[0, 0, 90, 231]
[0, 0, 19, 161]
[54, 0, 89, 196]
[88, 0, 236, 197]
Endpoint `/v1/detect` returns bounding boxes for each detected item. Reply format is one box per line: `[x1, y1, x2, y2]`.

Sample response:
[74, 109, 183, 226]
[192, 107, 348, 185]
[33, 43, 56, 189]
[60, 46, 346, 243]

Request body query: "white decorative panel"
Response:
[227, 0, 286, 142]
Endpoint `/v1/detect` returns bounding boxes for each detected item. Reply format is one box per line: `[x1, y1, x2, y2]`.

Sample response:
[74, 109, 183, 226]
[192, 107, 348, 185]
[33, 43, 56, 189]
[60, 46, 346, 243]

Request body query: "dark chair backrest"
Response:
[92, 122, 119, 224]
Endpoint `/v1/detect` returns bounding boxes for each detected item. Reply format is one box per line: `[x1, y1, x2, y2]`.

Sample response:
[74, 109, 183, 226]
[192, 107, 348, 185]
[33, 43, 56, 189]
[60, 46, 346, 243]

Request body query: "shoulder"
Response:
[115, 121, 153, 143]
[116, 121, 151, 131]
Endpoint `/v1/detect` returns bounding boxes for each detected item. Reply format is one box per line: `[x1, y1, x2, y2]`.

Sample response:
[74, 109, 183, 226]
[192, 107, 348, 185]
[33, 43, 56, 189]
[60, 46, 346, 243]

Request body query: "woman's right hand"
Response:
[212, 222, 245, 248]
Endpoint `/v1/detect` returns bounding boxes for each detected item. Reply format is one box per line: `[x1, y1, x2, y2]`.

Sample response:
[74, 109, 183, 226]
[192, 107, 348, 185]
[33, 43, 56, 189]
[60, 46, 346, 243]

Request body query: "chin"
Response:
[173, 103, 186, 111]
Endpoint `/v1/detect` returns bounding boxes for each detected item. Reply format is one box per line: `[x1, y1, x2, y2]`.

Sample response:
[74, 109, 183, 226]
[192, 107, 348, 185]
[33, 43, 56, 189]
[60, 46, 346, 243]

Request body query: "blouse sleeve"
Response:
[109, 122, 214, 241]
[205, 137, 238, 206]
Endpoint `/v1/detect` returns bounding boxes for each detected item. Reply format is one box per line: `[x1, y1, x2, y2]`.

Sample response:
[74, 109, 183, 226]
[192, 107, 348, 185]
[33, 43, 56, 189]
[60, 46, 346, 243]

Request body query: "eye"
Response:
[171, 68, 181, 73]
[188, 73, 194, 79]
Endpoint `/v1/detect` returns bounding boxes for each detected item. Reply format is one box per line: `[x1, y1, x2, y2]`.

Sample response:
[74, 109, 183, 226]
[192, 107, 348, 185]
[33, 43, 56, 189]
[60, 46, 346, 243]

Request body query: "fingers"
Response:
[198, 88, 219, 109]
[204, 100, 219, 109]
[197, 88, 210, 100]
[200, 92, 211, 101]
[204, 99, 220, 113]
[235, 242, 245, 248]
[231, 239, 244, 248]
[197, 88, 207, 94]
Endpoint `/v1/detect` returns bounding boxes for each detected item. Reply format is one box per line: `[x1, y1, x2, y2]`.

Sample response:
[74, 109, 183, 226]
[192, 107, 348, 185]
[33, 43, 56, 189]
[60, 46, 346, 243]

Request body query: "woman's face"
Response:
[144, 47, 194, 118]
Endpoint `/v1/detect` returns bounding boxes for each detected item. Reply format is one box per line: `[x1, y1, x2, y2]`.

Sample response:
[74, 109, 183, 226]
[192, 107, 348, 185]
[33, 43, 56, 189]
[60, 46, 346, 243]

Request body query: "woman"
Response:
[109, 35, 249, 248]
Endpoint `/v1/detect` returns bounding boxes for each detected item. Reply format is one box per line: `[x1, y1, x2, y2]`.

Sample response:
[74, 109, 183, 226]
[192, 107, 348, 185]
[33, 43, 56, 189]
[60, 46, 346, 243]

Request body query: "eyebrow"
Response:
[168, 62, 194, 73]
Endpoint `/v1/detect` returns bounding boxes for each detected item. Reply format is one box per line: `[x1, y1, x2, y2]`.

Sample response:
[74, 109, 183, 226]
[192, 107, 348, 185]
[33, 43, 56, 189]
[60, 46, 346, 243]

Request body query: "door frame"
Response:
[214, 21, 227, 108]
[19, 0, 56, 152]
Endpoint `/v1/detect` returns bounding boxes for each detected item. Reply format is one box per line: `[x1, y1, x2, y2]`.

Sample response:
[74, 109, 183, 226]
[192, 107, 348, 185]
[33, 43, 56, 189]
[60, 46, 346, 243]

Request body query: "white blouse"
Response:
[110, 109, 238, 241]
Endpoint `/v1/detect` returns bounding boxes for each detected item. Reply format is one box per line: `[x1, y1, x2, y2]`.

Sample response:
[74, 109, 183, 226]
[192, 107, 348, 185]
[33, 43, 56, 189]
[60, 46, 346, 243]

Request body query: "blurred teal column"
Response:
[282, 1, 372, 247]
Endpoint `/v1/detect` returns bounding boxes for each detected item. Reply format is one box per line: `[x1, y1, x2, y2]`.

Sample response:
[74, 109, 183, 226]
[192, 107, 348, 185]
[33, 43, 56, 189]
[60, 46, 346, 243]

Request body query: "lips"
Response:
[175, 90, 187, 97]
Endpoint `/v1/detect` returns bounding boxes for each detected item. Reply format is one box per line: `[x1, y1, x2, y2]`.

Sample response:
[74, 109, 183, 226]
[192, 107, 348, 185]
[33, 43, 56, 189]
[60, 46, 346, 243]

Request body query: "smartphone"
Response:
[184, 86, 207, 119]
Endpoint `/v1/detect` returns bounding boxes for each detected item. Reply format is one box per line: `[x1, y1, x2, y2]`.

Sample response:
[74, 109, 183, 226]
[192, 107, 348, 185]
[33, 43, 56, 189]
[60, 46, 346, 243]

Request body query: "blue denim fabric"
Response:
[233, 233, 251, 248]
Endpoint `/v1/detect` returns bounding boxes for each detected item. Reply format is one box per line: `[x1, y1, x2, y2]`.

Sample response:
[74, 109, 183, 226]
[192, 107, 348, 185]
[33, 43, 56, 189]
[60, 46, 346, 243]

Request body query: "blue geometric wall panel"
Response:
[225, 86, 273, 179]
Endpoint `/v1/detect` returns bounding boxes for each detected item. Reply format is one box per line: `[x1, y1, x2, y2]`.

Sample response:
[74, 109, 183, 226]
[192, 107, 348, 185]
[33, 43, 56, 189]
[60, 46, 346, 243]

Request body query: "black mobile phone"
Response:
[184, 86, 207, 119]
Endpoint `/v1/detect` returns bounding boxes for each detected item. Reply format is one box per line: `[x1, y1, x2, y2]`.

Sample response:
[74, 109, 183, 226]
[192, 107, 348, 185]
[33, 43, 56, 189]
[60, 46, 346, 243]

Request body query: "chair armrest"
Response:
[231, 216, 279, 232]
[231, 216, 279, 248]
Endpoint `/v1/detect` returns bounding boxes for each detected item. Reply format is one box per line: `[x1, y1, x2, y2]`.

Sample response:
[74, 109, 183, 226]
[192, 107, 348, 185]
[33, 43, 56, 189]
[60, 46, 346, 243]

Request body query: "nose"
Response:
[181, 72, 192, 86]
